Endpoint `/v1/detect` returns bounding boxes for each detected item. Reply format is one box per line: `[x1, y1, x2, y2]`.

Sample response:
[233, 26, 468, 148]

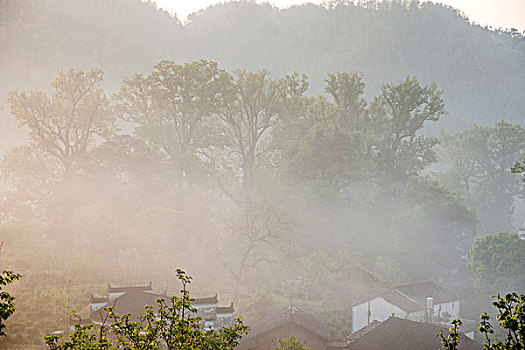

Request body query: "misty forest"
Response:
[0, 0, 524, 349]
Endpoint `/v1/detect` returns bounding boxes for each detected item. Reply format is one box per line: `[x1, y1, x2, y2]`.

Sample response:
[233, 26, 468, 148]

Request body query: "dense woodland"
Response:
[0, 0, 524, 348]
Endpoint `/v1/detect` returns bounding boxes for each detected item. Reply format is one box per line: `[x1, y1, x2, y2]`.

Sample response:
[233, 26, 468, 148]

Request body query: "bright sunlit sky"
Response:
[154, 0, 525, 31]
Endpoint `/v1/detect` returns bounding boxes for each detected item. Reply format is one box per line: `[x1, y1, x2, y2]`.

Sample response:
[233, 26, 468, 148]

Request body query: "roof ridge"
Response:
[107, 283, 153, 292]
[288, 306, 332, 330]
[394, 288, 421, 305]
[394, 279, 438, 289]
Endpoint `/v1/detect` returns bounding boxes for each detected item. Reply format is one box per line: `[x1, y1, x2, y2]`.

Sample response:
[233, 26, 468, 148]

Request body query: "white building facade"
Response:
[351, 281, 460, 334]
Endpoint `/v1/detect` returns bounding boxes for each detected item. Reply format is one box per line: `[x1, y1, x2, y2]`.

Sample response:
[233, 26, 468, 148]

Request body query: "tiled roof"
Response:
[107, 283, 153, 293]
[288, 307, 332, 340]
[353, 280, 456, 312]
[192, 294, 218, 305]
[90, 288, 225, 324]
[243, 306, 332, 341]
[394, 281, 455, 305]
[90, 295, 109, 304]
[381, 289, 422, 313]
[91, 290, 167, 323]
[346, 317, 482, 350]
[217, 302, 234, 314]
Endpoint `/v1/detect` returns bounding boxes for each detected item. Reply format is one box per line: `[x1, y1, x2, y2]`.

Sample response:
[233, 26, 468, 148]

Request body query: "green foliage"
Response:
[324, 71, 368, 132]
[479, 293, 525, 349]
[45, 323, 112, 350]
[277, 74, 444, 204]
[267, 72, 476, 276]
[391, 176, 477, 264]
[285, 123, 367, 192]
[372, 256, 409, 287]
[469, 233, 525, 292]
[214, 68, 284, 201]
[438, 122, 525, 233]
[512, 158, 525, 182]
[274, 336, 312, 350]
[6, 68, 115, 175]
[0, 270, 21, 337]
[26, 274, 88, 332]
[246, 288, 277, 321]
[274, 247, 364, 339]
[45, 269, 248, 350]
[4, 68, 118, 245]
[370, 76, 445, 188]
[114, 60, 231, 187]
[439, 319, 462, 350]
[440, 293, 525, 350]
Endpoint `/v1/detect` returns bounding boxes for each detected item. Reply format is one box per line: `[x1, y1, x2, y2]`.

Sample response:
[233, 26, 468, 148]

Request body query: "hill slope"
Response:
[1, 0, 524, 152]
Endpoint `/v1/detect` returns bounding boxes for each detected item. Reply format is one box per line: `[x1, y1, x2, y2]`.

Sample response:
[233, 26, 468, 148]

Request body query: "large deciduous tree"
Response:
[6, 68, 114, 177]
[370, 76, 445, 189]
[213, 69, 282, 202]
[438, 121, 525, 233]
[282, 122, 367, 194]
[114, 59, 232, 191]
[437, 126, 485, 194]
[226, 200, 289, 303]
[206, 71, 293, 302]
[324, 71, 368, 132]
[274, 72, 370, 200]
[4, 69, 116, 234]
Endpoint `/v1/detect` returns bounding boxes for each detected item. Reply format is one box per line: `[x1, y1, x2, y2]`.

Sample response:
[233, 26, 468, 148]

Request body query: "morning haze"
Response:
[0, 0, 524, 349]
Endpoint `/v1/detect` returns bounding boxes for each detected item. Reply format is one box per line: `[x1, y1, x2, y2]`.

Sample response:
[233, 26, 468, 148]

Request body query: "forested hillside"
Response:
[2, 1, 525, 346]
[1, 0, 524, 154]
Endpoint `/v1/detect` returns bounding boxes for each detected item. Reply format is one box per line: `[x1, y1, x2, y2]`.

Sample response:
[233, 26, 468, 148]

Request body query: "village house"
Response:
[345, 317, 481, 350]
[87, 283, 234, 330]
[237, 306, 346, 350]
[351, 281, 462, 335]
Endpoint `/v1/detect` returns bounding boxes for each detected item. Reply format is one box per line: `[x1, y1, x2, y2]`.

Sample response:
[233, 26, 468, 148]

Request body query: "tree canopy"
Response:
[469, 233, 525, 292]
[440, 292, 525, 350]
[438, 122, 525, 234]
[0, 270, 21, 338]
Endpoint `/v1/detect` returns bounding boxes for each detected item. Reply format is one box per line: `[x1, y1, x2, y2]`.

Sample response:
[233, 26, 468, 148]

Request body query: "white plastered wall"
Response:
[351, 297, 407, 333]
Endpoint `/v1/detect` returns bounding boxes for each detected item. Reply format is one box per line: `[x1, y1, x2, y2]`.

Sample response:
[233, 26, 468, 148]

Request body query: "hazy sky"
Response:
[154, 0, 525, 31]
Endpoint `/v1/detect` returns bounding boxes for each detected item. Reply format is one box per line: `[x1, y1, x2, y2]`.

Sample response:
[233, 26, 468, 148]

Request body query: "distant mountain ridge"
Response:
[1, 0, 524, 152]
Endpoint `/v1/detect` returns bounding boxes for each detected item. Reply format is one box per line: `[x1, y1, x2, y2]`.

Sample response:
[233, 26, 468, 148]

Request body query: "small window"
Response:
[452, 303, 455, 309]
